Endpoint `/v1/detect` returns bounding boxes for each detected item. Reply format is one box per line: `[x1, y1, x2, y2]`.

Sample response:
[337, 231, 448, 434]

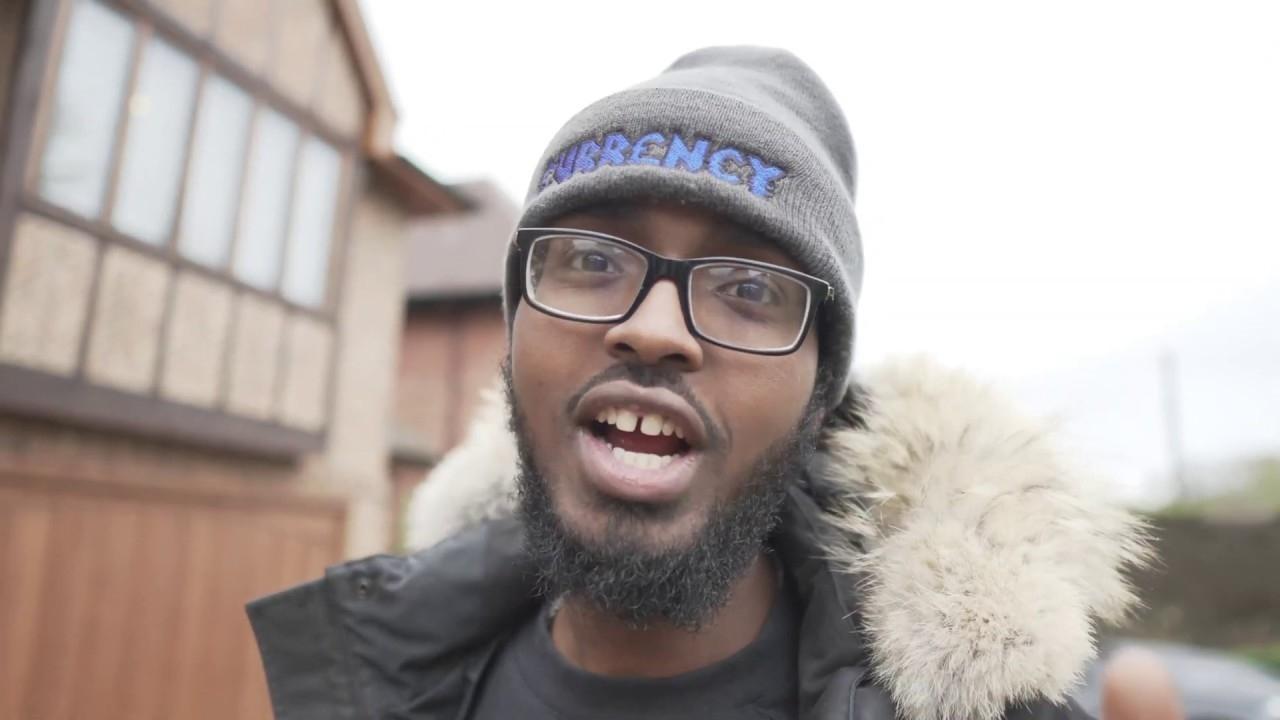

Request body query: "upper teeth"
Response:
[595, 407, 686, 439]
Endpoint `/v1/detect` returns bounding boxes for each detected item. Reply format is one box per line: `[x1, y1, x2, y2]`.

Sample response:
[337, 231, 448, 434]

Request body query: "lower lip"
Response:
[574, 429, 700, 504]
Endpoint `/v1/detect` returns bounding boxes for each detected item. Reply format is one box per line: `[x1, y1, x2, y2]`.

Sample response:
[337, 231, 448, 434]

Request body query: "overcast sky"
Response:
[360, 1, 1280, 504]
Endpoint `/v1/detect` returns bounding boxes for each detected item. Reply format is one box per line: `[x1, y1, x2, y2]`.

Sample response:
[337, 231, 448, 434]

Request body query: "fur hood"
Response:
[404, 357, 1150, 720]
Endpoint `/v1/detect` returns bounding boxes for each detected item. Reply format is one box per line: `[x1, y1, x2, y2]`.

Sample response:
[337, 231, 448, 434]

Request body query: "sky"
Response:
[360, 0, 1280, 505]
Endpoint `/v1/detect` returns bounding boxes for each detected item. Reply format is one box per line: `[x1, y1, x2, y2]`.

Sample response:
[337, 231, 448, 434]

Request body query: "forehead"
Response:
[549, 201, 800, 270]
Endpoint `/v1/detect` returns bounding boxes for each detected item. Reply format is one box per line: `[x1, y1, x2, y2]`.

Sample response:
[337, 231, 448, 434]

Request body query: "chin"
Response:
[550, 478, 712, 554]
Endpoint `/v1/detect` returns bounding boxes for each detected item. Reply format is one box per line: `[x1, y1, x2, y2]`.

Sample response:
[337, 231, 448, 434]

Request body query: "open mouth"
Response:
[587, 407, 693, 470]
[570, 381, 709, 503]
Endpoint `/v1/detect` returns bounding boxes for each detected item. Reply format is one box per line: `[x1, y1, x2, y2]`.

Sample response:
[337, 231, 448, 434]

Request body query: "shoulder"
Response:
[811, 358, 1147, 720]
[246, 518, 539, 718]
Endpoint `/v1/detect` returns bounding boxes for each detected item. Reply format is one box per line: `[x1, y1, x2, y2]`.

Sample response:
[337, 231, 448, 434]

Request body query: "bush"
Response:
[1236, 643, 1280, 674]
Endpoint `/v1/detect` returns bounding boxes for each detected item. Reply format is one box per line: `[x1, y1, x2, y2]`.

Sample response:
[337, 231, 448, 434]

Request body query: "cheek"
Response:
[509, 307, 550, 410]
[511, 305, 572, 428]
[712, 331, 818, 460]
[509, 303, 602, 453]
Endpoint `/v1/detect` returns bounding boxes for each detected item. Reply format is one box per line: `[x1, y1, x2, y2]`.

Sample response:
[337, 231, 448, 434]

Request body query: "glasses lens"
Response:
[526, 234, 648, 319]
[689, 263, 811, 352]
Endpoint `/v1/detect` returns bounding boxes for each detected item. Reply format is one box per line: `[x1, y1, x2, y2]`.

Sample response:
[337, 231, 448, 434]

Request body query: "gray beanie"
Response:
[504, 46, 862, 405]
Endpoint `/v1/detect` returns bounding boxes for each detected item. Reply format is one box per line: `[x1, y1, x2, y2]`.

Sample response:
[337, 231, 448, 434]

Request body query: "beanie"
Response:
[503, 46, 862, 406]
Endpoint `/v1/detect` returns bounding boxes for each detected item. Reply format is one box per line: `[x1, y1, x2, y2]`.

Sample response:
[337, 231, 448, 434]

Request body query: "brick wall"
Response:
[396, 298, 505, 456]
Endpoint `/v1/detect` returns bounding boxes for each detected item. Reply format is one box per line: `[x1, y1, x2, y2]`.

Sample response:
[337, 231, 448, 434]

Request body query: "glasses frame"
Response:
[515, 227, 833, 356]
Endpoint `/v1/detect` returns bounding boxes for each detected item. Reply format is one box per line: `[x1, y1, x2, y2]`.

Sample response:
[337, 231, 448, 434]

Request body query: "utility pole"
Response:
[1160, 349, 1189, 501]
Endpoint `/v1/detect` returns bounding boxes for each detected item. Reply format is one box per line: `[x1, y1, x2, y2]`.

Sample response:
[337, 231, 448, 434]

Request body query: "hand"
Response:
[1101, 647, 1184, 720]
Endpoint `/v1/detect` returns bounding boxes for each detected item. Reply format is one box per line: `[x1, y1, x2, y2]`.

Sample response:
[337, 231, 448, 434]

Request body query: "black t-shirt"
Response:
[468, 579, 800, 720]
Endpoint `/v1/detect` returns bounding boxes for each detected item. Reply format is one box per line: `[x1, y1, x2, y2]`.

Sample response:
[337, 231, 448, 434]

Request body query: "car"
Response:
[1073, 640, 1280, 720]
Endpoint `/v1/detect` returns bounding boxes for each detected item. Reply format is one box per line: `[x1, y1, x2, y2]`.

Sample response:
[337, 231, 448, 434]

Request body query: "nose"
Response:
[604, 279, 704, 370]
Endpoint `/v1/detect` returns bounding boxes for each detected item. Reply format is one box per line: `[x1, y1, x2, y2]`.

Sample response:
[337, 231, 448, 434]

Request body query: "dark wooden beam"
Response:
[0, 363, 325, 458]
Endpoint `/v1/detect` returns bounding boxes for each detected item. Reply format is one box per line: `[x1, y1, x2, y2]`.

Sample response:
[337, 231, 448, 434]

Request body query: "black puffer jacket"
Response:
[247, 359, 1149, 720]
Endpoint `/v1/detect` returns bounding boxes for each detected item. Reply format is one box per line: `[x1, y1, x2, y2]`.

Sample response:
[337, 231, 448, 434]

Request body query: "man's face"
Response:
[507, 201, 821, 625]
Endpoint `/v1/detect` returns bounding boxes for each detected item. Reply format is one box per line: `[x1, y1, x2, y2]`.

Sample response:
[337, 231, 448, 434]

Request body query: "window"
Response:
[35, 1, 134, 218]
[282, 137, 343, 307]
[0, 0, 369, 451]
[177, 74, 252, 269]
[234, 108, 298, 291]
[29, 0, 359, 311]
[110, 36, 199, 245]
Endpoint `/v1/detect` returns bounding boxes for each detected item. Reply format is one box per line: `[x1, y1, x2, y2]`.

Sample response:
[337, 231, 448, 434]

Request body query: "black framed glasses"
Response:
[515, 227, 832, 355]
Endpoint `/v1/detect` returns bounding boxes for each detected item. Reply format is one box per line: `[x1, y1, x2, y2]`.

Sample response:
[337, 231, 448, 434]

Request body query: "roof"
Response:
[369, 154, 470, 216]
[334, 0, 466, 216]
[333, 0, 397, 157]
[404, 180, 518, 301]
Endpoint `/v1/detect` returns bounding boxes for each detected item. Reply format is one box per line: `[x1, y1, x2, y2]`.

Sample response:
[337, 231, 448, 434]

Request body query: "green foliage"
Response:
[1235, 642, 1280, 674]
[1157, 456, 1280, 518]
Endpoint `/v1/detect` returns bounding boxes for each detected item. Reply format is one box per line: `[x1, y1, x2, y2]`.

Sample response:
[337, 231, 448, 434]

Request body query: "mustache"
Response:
[563, 363, 727, 450]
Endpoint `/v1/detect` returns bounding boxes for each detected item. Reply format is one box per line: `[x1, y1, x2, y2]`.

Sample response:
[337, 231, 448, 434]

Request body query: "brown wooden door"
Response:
[0, 473, 344, 720]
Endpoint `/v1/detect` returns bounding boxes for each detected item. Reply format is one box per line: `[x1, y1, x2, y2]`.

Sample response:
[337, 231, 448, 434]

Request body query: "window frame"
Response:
[26, 0, 360, 317]
[0, 0, 370, 456]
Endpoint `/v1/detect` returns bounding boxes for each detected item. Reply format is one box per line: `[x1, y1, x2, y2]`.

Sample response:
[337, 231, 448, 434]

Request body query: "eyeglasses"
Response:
[515, 228, 832, 355]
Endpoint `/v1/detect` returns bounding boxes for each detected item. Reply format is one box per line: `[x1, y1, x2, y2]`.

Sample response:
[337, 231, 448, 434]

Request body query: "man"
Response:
[249, 47, 1158, 720]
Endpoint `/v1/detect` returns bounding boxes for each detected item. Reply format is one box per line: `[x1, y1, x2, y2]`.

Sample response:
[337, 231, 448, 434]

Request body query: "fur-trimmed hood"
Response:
[404, 357, 1150, 720]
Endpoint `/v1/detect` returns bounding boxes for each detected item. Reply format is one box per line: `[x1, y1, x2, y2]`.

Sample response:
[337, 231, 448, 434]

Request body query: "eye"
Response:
[729, 279, 774, 303]
[716, 273, 782, 305]
[569, 250, 618, 274]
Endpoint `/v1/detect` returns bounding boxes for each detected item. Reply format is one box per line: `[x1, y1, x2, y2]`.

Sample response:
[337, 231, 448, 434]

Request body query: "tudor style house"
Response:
[0, 0, 464, 716]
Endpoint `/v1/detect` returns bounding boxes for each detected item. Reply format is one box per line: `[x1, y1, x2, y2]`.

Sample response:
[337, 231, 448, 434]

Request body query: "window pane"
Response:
[36, 0, 134, 218]
[234, 109, 298, 291]
[281, 137, 342, 307]
[178, 75, 253, 268]
[111, 37, 199, 245]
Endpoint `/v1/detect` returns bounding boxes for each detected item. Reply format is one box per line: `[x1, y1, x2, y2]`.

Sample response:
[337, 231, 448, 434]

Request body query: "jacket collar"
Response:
[405, 357, 1150, 720]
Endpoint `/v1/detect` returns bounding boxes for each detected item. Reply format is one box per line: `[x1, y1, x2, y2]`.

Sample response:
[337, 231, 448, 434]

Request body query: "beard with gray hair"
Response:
[502, 360, 824, 631]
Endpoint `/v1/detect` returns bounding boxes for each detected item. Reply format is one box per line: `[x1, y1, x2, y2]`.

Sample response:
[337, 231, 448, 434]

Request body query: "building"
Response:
[0, 0, 463, 716]
[391, 179, 514, 546]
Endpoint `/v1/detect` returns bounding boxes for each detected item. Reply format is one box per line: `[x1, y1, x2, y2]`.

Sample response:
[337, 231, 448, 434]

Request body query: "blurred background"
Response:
[0, 0, 1275, 717]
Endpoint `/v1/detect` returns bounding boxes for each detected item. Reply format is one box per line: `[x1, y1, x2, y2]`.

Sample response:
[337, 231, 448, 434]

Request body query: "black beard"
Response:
[503, 361, 823, 631]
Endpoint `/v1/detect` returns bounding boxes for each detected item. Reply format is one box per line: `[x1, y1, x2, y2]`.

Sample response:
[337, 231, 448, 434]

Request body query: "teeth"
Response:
[614, 449, 674, 470]
[639, 414, 664, 436]
[594, 406, 689, 443]
[614, 409, 638, 433]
